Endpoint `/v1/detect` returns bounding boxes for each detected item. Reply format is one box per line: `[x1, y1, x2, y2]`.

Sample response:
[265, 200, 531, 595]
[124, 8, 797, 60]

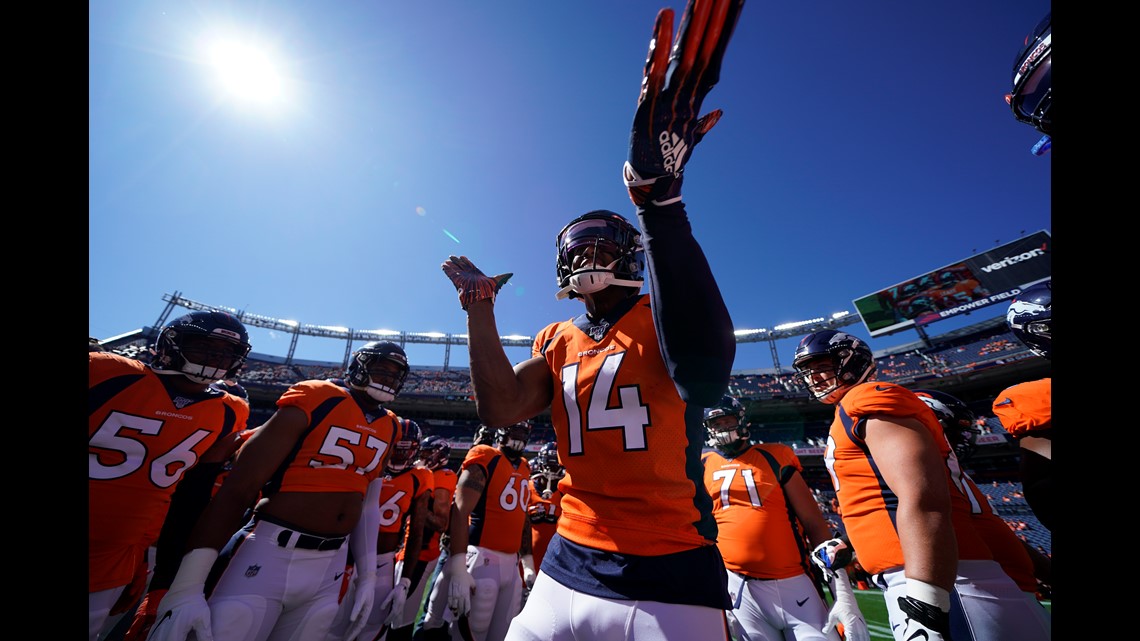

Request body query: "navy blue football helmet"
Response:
[703, 395, 749, 450]
[1006, 280, 1050, 360]
[1008, 12, 1051, 135]
[554, 210, 644, 300]
[387, 419, 423, 473]
[417, 435, 452, 471]
[496, 421, 533, 460]
[913, 389, 981, 462]
[346, 341, 409, 403]
[792, 330, 876, 404]
[151, 311, 251, 385]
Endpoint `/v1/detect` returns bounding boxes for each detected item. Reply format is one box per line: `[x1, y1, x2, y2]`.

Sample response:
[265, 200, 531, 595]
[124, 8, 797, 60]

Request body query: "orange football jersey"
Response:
[824, 382, 992, 575]
[460, 445, 531, 555]
[527, 482, 564, 570]
[532, 294, 717, 556]
[262, 379, 398, 497]
[992, 378, 1051, 438]
[378, 466, 434, 546]
[399, 466, 458, 564]
[702, 443, 810, 579]
[89, 352, 249, 592]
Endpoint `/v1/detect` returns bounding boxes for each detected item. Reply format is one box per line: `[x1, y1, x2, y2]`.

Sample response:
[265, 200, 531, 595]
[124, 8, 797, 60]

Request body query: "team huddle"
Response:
[90, 1, 1052, 640]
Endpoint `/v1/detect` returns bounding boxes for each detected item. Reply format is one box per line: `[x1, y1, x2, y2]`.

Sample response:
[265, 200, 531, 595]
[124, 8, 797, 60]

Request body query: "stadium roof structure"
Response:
[120, 291, 862, 371]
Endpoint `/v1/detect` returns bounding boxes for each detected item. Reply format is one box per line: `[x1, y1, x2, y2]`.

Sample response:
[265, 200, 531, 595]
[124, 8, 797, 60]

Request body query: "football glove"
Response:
[823, 569, 869, 641]
[445, 555, 476, 616]
[344, 570, 377, 641]
[380, 577, 411, 626]
[441, 255, 513, 311]
[624, 0, 745, 207]
[811, 536, 855, 580]
[897, 580, 952, 641]
[520, 554, 537, 591]
[123, 589, 166, 641]
[147, 548, 217, 641]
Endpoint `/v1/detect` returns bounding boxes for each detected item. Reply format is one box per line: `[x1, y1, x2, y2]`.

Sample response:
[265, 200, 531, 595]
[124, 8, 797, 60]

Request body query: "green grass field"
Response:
[827, 590, 1052, 639]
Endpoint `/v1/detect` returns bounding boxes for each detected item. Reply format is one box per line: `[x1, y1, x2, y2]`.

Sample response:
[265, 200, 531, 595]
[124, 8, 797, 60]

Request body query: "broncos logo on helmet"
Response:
[792, 330, 876, 405]
[151, 311, 251, 385]
[1006, 280, 1050, 360]
[913, 389, 981, 462]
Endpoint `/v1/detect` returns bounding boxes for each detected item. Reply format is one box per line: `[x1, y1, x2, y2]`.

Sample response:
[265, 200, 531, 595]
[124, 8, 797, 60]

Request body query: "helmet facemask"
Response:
[555, 214, 644, 301]
[497, 422, 532, 460]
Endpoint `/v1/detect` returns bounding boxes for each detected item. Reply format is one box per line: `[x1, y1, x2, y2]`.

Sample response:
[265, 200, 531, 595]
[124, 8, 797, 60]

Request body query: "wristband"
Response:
[169, 548, 218, 591]
[905, 578, 950, 612]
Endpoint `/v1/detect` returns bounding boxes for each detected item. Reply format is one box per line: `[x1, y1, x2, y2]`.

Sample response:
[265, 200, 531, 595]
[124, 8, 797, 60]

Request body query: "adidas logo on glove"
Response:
[659, 131, 687, 176]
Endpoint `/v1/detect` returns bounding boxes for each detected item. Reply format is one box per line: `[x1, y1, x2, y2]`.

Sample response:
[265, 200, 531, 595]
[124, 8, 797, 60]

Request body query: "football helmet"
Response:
[913, 389, 981, 462]
[530, 441, 565, 498]
[151, 311, 251, 385]
[346, 341, 410, 403]
[792, 330, 876, 405]
[554, 210, 644, 300]
[387, 419, 423, 473]
[473, 424, 495, 446]
[703, 395, 749, 450]
[496, 420, 533, 460]
[1006, 280, 1050, 360]
[1008, 12, 1051, 135]
[417, 435, 452, 471]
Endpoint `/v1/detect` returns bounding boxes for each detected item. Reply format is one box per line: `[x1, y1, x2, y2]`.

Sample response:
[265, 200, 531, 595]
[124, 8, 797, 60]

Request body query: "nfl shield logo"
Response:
[245, 564, 261, 578]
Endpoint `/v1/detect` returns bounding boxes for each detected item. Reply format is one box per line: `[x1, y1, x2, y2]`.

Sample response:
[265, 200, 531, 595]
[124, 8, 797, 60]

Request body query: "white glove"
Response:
[445, 554, 476, 616]
[897, 580, 952, 641]
[380, 577, 411, 626]
[823, 569, 869, 641]
[344, 570, 377, 641]
[811, 537, 855, 581]
[520, 554, 537, 591]
[146, 548, 218, 641]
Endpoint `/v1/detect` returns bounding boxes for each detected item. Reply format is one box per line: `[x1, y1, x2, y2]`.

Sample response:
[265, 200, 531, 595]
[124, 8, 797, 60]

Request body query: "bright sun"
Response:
[203, 36, 289, 109]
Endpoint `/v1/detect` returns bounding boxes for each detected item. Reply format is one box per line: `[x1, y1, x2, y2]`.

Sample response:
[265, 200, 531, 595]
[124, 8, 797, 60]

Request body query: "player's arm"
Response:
[444, 464, 486, 615]
[863, 415, 957, 591]
[782, 469, 835, 549]
[625, 2, 744, 406]
[426, 485, 453, 532]
[400, 489, 432, 582]
[186, 405, 310, 551]
[464, 306, 554, 426]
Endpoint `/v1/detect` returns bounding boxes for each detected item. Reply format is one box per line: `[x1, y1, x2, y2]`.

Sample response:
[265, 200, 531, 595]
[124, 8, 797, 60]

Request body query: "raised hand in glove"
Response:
[344, 570, 377, 641]
[441, 255, 512, 311]
[823, 569, 869, 641]
[811, 536, 855, 580]
[380, 577, 411, 626]
[445, 555, 477, 617]
[624, 0, 745, 207]
[147, 549, 217, 641]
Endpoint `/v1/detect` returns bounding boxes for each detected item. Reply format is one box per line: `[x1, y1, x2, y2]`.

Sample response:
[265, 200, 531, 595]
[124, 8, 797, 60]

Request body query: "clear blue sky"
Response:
[89, 0, 1052, 372]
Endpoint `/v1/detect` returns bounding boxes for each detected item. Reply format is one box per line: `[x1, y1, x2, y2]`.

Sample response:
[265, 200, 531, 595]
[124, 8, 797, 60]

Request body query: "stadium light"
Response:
[773, 318, 824, 331]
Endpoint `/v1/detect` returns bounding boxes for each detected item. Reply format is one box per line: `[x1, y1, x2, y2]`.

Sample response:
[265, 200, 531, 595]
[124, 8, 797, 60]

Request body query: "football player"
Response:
[326, 419, 433, 641]
[913, 389, 1051, 637]
[429, 421, 534, 641]
[1006, 12, 1051, 153]
[389, 435, 456, 641]
[701, 395, 868, 641]
[146, 341, 411, 641]
[992, 280, 1051, 530]
[525, 441, 564, 575]
[792, 330, 1032, 641]
[440, 3, 744, 639]
[89, 311, 252, 641]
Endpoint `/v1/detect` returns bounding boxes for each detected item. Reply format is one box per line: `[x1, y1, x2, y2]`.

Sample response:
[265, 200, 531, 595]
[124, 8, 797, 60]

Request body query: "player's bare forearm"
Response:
[465, 303, 552, 425]
[402, 495, 431, 581]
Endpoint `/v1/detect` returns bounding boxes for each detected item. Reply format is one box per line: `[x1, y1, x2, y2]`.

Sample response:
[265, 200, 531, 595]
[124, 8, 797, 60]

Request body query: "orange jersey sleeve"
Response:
[461, 445, 531, 555]
[264, 380, 397, 496]
[89, 352, 249, 592]
[825, 382, 991, 574]
[703, 444, 809, 579]
[531, 295, 717, 556]
[992, 378, 1051, 438]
